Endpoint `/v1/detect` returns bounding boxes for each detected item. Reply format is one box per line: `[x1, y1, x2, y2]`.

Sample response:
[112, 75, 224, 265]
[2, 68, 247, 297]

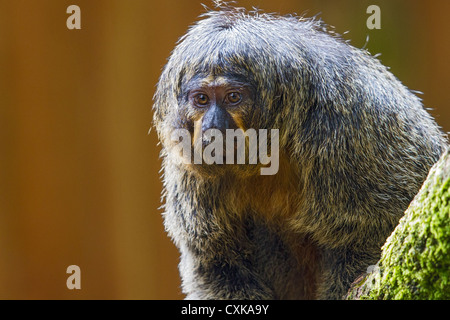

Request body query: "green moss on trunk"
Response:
[347, 148, 450, 300]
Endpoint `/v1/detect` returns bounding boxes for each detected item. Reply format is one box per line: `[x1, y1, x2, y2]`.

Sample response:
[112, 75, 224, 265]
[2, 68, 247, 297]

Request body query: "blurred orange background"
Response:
[0, 0, 448, 299]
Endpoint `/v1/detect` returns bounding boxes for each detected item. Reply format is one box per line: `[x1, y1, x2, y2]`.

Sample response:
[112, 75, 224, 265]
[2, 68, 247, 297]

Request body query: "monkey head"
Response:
[153, 10, 289, 178]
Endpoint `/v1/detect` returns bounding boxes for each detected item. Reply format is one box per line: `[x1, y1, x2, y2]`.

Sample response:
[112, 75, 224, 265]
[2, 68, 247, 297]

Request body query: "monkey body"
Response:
[153, 6, 448, 299]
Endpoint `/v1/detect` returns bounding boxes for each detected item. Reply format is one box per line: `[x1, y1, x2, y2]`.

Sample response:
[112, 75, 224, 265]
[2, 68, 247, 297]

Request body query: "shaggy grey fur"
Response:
[153, 4, 448, 299]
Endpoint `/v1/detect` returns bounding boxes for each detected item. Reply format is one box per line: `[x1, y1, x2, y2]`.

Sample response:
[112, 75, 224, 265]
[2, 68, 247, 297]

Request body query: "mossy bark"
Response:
[347, 148, 450, 300]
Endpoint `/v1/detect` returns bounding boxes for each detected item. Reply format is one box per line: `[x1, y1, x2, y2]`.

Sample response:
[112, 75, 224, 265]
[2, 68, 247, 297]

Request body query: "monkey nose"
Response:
[201, 115, 229, 135]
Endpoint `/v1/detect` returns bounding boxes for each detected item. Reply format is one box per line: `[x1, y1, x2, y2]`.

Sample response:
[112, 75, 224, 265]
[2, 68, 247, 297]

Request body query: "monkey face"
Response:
[183, 75, 253, 145]
[168, 73, 265, 177]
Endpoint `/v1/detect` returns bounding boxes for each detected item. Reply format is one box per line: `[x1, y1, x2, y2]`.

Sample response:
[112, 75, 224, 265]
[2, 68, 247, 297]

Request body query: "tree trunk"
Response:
[346, 148, 450, 300]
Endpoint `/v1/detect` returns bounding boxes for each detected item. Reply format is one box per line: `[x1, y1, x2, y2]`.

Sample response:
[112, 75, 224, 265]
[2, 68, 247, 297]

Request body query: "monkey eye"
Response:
[193, 94, 210, 107]
[227, 92, 242, 104]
